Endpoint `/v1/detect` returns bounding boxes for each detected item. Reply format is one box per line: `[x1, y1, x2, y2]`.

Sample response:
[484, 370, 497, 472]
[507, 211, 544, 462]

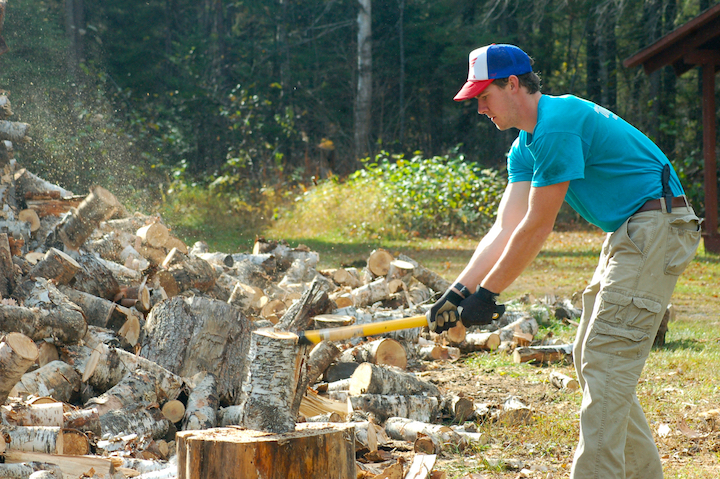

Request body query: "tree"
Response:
[355, 0, 372, 160]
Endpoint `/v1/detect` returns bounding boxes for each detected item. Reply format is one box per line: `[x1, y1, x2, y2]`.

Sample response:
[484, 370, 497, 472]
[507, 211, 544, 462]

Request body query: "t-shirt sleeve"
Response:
[528, 132, 586, 187]
[507, 137, 534, 183]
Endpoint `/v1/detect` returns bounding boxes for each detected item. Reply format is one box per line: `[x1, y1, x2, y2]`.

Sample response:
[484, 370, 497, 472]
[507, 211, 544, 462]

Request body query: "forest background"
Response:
[1, 0, 719, 246]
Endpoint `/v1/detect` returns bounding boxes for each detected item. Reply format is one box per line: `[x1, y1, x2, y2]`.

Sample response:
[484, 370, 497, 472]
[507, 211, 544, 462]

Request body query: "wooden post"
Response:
[177, 423, 356, 479]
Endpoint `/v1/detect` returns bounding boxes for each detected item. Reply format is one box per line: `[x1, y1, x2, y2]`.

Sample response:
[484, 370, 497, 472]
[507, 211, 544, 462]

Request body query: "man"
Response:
[426, 44, 702, 479]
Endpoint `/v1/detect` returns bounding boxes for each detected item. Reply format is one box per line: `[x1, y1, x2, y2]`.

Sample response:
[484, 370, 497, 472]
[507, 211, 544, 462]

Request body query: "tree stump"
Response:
[177, 423, 356, 479]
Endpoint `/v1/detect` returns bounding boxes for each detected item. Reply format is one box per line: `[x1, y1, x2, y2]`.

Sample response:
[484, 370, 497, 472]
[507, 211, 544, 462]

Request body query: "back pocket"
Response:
[665, 215, 701, 275]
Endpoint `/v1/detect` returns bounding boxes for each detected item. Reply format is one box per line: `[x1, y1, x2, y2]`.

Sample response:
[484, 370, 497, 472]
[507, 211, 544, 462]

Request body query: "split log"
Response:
[28, 248, 80, 284]
[0, 462, 64, 479]
[7, 278, 87, 343]
[459, 331, 501, 353]
[0, 232, 15, 297]
[182, 372, 219, 431]
[72, 253, 121, 300]
[93, 255, 141, 285]
[349, 395, 440, 423]
[59, 286, 115, 328]
[340, 338, 407, 369]
[405, 454, 438, 479]
[385, 417, 466, 453]
[83, 231, 135, 263]
[276, 276, 332, 333]
[289, 340, 341, 416]
[62, 407, 101, 436]
[58, 186, 118, 250]
[224, 329, 300, 433]
[353, 420, 380, 453]
[177, 422, 356, 479]
[349, 363, 440, 397]
[85, 369, 159, 416]
[12, 360, 81, 403]
[351, 278, 391, 308]
[386, 259, 414, 282]
[98, 406, 169, 439]
[138, 296, 253, 404]
[549, 371, 579, 391]
[36, 342, 58, 368]
[0, 425, 89, 455]
[101, 214, 160, 235]
[0, 120, 30, 142]
[312, 313, 354, 329]
[0, 333, 38, 404]
[397, 254, 451, 293]
[137, 222, 169, 249]
[512, 344, 573, 364]
[367, 248, 394, 277]
[1, 402, 64, 427]
[227, 281, 264, 310]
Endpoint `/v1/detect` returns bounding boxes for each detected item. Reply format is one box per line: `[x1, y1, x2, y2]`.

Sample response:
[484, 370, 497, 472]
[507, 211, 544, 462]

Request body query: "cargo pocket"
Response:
[665, 215, 701, 275]
[627, 296, 662, 332]
[596, 290, 632, 325]
[587, 321, 648, 359]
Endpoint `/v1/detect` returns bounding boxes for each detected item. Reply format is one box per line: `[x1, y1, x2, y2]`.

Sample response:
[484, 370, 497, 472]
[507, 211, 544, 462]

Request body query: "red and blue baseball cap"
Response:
[453, 44, 533, 101]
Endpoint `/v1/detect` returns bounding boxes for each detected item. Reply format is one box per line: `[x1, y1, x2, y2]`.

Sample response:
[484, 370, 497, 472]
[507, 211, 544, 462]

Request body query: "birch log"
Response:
[0, 425, 89, 455]
[348, 363, 440, 397]
[350, 278, 390, 308]
[385, 417, 466, 453]
[72, 254, 121, 300]
[58, 186, 118, 250]
[349, 395, 440, 423]
[28, 248, 80, 285]
[340, 337, 407, 369]
[549, 371, 579, 390]
[12, 360, 81, 403]
[182, 372, 219, 431]
[397, 254, 451, 293]
[459, 331, 501, 352]
[59, 286, 116, 328]
[98, 406, 169, 439]
[0, 120, 30, 142]
[513, 344, 573, 364]
[85, 369, 158, 416]
[1, 402, 64, 427]
[0, 462, 64, 479]
[0, 333, 39, 404]
[225, 329, 300, 433]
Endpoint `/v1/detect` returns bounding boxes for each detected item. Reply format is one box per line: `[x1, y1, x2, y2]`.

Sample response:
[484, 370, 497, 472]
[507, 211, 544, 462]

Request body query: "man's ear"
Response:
[508, 75, 520, 91]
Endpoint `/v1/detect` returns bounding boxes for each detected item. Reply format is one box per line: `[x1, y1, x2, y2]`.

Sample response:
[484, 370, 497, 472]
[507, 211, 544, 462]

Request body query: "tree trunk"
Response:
[177, 423, 355, 479]
[64, 0, 86, 79]
[354, 0, 372, 160]
[0, 333, 39, 404]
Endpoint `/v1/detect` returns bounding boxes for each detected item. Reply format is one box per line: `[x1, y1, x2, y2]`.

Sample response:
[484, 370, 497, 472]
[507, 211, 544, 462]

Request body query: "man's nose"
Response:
[477, 98, 487, 114]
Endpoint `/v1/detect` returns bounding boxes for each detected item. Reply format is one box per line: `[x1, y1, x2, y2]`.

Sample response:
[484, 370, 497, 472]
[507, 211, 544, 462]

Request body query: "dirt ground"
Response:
[361, 352, 720, 479]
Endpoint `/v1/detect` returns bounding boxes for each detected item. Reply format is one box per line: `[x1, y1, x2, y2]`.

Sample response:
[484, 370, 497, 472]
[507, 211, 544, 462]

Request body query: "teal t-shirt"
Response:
[507, 94, 684, 232]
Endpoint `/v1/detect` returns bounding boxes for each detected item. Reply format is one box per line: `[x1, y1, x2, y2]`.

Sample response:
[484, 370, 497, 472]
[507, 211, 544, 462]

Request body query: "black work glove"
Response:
[458, 286, 506, 327]
[426, 284, 469, 332]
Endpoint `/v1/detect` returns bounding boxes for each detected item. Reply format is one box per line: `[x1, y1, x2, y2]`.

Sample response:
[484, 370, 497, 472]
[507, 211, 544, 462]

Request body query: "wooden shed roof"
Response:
[623, 3, 720, 76]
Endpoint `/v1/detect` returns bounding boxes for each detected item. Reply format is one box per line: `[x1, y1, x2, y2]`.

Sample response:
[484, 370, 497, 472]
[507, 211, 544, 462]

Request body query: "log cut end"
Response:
[5, 332, 39, 362]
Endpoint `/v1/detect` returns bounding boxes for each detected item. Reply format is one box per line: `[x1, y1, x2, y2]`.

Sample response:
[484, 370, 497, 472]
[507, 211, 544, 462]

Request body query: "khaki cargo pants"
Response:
[570, 200, 701, 479]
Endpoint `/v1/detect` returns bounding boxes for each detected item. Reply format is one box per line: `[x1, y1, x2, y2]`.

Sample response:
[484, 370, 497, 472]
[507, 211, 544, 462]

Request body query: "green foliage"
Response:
[270, 152, 507, 240]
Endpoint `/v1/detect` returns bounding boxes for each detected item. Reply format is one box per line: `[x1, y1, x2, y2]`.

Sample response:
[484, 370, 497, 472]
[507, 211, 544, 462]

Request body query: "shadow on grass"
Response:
[654, 338, 706, 352]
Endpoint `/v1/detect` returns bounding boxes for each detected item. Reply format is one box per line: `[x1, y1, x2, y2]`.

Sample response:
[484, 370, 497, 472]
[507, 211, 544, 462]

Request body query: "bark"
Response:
[13, 169, 74, 199]
[0, 120, 30, 142]
[349, 394, 439, 423]
[349, 362, 440, 397]
[0, 94, 11, 119]
[62, 407, 101, 436]
[385, 417, 466, 452]
[58, 286, 115, 328]
[0, 232, 15, 297]
[0, 333, 39, 404]
[229, 329, 300, 433]
[28, 248, 80, 285]
[350, 277, 391, 308]
[177, 422, 356, 479]
[182, 372, 218, 431]
[12, 360, 81, 403]
[289, 340, 341, 417]
[98, 405, 169, 440]
[275, 276, 332, 333]
[71, 253, 121, 300]
[252, 239, 319, 270]
[0, 462, 64, 479]
[498, 315, 539, 343]
[58, 186, 118, 250]
[138, 295, 253, 405]
[340, 337, 407, 369]
[226, 280, 264, 310]
[354, 0, 372, 160]
[6, 279, 87, 344]
[85, 368, 158, 416]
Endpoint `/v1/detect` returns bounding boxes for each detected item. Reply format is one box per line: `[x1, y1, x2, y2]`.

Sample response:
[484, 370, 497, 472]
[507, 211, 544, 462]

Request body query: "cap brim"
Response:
[453, 79, 493, 101]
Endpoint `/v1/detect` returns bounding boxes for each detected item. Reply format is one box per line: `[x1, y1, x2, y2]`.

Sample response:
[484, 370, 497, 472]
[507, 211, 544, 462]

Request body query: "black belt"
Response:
[635, 196, 688, 214]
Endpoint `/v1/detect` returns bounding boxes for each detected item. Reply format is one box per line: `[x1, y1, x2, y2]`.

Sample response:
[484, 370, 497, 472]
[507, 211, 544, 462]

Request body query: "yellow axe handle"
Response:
[298, 315, 429, 345]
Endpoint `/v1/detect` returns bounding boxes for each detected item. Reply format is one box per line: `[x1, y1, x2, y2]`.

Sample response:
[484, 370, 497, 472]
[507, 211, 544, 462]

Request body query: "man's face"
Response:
[475, 82, 517, 131]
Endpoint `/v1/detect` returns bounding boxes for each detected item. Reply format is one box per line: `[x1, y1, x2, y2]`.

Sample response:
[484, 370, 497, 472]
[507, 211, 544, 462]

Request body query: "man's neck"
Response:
[518, 92, 543, 134]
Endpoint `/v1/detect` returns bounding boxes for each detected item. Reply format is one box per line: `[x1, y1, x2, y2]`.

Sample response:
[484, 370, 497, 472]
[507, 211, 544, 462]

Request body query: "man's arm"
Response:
[480, 180, 569, 293]
[452, 181, 532, 292]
